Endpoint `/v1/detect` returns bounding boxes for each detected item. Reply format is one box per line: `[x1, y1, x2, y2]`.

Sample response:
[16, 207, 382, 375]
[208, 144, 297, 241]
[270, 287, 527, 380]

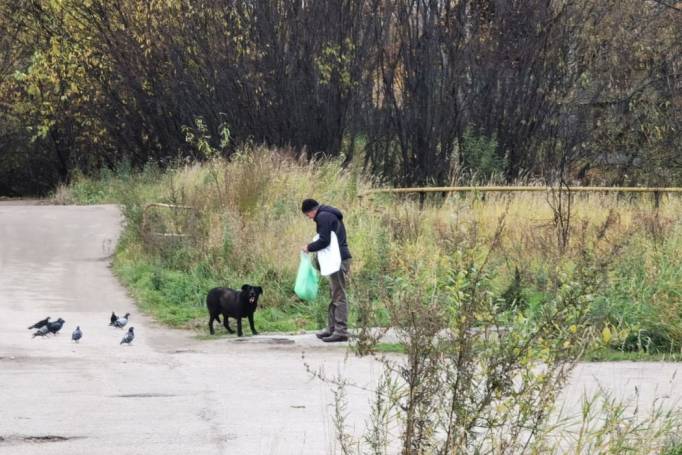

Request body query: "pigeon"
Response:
[46, 318, 65, 335]
[28, 316, 50, 330]
[72, 326, 82, 343]
[109, 312, 118, 326]
[120, 327, 135, 345]
[32, 325, 50, 338]
[113, 313, 130, 328]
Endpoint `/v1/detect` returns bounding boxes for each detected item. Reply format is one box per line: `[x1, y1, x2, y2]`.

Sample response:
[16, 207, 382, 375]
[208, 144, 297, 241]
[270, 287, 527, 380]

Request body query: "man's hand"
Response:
[301, 244, 309, 252]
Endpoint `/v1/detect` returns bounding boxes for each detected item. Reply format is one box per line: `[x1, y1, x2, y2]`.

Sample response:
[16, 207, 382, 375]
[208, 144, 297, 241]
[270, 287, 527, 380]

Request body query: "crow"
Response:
[46, 318, 65, 335]
[32, 325, 50, 338]
[28, 316, 50, 330]
[113, 313, 130, 328]
[72, 326, 82, 343]
[109, 312, 118, 326]
[120, 327, 135, 345]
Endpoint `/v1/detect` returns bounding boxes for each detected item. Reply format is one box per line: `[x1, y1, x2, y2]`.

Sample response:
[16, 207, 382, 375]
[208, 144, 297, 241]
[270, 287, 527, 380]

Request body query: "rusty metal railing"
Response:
[141, 203, 196, 239]
[359, 186, 682, 208]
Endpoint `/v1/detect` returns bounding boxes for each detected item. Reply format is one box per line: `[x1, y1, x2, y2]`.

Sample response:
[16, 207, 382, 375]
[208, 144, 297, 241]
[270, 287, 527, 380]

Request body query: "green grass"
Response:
[113, 258, 206, 327]
[373, 342, 407, 353]
[371, 342, 682, 361]
[364, 344, 682, 361]
[663, 442, 682, 455]
[112, 250, 328, 332]
[584, 346, 682, 362]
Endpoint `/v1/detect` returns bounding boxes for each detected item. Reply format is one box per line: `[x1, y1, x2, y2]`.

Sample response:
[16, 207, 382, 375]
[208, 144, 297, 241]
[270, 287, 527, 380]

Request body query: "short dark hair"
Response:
[301, 198, 319, 213]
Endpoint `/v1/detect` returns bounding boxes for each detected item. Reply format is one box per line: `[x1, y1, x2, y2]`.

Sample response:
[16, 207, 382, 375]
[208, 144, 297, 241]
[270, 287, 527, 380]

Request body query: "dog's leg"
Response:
[248, 314, 258, 335]
[237, 318, 243, 337]
[223, 315, 234, 334]
[209, 315, 216, 335]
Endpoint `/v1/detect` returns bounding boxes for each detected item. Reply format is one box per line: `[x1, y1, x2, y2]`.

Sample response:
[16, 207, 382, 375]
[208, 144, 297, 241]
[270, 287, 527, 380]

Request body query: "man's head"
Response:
[301, 198, 319, 219]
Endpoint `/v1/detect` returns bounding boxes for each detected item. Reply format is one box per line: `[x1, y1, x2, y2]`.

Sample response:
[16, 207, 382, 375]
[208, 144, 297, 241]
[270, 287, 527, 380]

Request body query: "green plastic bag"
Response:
[294, 252, 319, 301]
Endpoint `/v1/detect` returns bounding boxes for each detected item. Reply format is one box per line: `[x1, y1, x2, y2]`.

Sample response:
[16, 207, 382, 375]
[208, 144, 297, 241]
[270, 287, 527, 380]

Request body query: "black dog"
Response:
[206, 285, 263, 336]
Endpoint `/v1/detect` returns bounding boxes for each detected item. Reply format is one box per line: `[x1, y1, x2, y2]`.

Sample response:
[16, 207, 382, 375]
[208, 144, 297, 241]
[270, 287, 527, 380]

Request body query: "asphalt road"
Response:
[0, 203, 679, 454]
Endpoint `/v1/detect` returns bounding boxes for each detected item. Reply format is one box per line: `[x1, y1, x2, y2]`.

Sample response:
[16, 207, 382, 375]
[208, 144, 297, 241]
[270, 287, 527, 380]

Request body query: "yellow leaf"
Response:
[602, 326, 612, 344]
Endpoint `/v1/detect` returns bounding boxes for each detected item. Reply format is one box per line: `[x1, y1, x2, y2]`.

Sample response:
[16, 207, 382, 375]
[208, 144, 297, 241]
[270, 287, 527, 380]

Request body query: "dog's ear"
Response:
[241, 284, 250, 292]
[256, 286, 263, 295]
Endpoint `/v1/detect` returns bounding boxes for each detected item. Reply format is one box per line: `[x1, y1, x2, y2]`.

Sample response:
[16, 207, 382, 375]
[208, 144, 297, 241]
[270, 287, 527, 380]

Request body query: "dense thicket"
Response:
[1, 0, 680, 195]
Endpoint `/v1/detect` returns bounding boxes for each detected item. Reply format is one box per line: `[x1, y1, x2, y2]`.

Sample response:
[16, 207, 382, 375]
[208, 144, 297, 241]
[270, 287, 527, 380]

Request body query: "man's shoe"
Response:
[321, 334, 349, 343]
[315, 331, 332, 339]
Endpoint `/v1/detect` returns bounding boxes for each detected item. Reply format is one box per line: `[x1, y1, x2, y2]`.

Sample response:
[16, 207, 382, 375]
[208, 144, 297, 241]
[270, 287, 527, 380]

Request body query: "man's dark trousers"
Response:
[327, 259, 351, 336]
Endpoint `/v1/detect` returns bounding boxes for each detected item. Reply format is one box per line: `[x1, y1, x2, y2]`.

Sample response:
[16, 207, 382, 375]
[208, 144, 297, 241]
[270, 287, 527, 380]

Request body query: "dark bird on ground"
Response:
[72, 326, 82, 343]
[32, 325, 50, 338]
[113, 313, 130, 328]
[47, 318, 65, 335]
[28, 317, 50, 330]
[109, 312, 118, 326]
[120, 327, 135, 345]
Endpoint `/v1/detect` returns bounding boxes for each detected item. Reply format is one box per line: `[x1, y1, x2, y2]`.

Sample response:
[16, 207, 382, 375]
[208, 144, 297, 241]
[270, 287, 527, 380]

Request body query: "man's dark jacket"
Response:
[306, 205, 352, 260]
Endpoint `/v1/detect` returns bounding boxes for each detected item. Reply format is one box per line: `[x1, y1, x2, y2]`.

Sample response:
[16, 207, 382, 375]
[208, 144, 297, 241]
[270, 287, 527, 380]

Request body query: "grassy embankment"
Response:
[57, 149, 682, 360]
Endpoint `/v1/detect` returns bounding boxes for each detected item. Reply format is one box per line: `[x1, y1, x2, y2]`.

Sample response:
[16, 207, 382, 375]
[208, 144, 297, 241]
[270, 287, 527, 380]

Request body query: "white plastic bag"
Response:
[313, 231, 342, 276]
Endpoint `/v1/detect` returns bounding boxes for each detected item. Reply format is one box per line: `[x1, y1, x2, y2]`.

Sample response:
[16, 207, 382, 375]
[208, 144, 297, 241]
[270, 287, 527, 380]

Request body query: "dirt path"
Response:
[0, 204, 679, 454]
